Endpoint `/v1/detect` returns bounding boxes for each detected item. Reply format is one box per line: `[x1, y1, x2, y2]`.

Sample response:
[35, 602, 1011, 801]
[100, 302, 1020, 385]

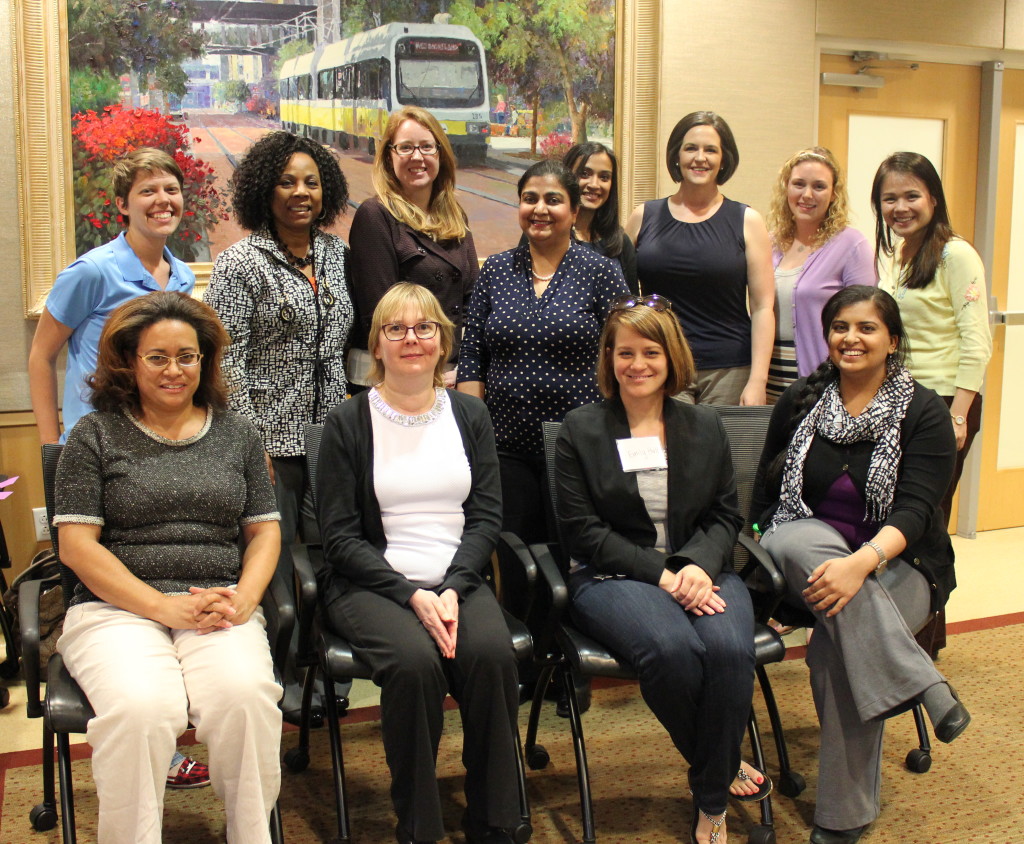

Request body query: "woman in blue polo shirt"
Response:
[27, 147, 203, 789]
[29, 147, 195, 446]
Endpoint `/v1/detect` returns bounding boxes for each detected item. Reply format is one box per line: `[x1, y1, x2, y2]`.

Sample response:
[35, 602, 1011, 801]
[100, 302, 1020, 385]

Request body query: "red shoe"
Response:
[166, 757, 211, 789]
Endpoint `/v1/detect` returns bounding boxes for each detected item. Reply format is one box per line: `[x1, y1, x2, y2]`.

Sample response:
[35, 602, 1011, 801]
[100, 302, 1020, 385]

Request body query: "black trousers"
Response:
[326, 584, 521, 840]
[938, 392, 983, 527]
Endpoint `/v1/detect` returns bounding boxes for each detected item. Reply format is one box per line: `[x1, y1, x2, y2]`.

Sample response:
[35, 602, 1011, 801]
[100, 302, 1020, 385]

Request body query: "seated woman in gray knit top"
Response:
[53, 291, 283, 844]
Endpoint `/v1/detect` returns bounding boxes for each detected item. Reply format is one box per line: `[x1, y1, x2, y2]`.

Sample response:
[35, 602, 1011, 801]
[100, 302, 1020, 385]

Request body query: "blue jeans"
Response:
[569, 570, 755, 813]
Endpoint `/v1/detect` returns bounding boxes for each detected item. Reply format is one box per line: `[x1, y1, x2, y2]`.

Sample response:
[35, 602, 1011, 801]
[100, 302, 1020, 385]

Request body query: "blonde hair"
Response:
[367, 283, 455, 388]
[597, 305, 695, 399]
[766, 147, 849, 251]
[371, 107, 468, 242]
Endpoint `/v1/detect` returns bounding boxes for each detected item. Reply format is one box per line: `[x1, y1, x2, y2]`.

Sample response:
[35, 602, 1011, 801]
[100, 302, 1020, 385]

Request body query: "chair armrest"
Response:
[18, 578, 44, 718]
[738, 533, 787, 623]
[289, 543, 320, 666]
[261, 565, 295, 681]
[494, 532, 537, 622]
[525, 542, 569, 662]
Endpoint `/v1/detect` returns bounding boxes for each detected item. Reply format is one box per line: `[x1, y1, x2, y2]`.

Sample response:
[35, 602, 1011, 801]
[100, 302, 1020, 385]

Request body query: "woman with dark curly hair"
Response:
[54, 291, 282, 843]
[205, 131, 355, 548]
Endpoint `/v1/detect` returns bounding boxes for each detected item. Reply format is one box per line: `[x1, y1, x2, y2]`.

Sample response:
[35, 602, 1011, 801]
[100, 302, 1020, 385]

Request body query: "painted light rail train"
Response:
[279, 22, 491, 165]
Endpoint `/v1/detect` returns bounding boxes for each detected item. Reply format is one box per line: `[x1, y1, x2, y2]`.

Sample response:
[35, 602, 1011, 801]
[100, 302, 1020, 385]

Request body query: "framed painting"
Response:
[12, 0, 659, 315]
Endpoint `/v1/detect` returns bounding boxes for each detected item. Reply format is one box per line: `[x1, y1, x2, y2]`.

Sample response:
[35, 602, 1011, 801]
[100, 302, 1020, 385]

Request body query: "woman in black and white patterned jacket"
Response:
[206, 132, 354, 548]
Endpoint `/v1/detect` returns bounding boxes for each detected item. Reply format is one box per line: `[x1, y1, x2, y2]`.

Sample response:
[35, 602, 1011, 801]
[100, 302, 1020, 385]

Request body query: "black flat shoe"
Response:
[461, 810, 515, 844]
[809, 824, 868, 844]
[934, 684, 971, 743]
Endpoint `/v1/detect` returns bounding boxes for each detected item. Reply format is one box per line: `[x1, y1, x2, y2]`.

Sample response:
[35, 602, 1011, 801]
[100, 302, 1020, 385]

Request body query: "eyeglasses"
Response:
[389, 141, 439, 157]
[137, 352, 204, 369]
[381, 321, 440, 341]
[608, 293, 673, 314]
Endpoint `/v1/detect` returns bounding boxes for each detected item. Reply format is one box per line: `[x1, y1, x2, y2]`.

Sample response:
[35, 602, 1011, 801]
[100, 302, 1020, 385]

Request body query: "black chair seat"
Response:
[504, 611, 533, 663]
[319, 631, 374, 682]
[45, 655, 95, 734]
[754, 624, 786, 665]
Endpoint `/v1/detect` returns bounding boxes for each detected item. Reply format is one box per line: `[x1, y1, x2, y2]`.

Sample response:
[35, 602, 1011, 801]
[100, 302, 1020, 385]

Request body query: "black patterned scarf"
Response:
[771, 361, 915, 529]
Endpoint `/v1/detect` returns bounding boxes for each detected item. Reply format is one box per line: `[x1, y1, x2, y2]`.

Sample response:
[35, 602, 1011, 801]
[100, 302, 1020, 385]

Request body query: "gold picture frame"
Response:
[12, 0, 659, 317]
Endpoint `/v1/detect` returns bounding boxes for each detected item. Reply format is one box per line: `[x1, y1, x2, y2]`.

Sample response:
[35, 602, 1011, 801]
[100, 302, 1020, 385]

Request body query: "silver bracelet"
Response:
[862, 540, 888, 574]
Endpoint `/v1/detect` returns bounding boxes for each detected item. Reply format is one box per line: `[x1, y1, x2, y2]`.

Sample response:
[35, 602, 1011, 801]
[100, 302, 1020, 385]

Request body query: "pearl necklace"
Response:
[369, 387, 446, 427]
[532, 268, 556, 281]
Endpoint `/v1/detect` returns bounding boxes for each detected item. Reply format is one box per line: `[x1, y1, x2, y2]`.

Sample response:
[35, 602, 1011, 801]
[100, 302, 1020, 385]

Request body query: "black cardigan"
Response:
[555, 397, 741, 584]
[752, 378, 957, 604]
[317, 389, 502, 609]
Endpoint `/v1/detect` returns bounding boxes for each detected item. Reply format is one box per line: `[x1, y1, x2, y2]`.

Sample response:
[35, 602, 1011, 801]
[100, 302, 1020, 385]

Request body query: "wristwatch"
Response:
[862, 540, 888, 575]
[951, 413, 966, 425]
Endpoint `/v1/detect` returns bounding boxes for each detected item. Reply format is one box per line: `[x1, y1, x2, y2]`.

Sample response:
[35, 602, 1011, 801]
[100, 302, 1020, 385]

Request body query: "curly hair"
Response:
[766, 147, 850, 251]
[563, 142, 625, 259]
[597, 302, 695, 399]
[762, 286, 909, 487]
[367, 283, 455, 388]
[230, 132, 349, 232]
[871, 151, 954, 291]
[665, 111, 739, 185]
[89, 292, 230, 416]
[372, 106, 468, 242]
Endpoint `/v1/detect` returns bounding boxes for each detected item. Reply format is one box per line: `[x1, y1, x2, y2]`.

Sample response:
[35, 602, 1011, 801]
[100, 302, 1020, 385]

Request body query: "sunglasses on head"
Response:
[608, 293, 672, 315]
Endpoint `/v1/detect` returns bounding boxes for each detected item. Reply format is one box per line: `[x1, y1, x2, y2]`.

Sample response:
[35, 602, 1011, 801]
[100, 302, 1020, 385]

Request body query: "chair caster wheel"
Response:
[308, 706, 324, 729]
[526, 744, 549, 770]
[512, 820, 532, 843]
[778, 771, 806, 798]
[748, 824, 776, 844]
[283, 746, 310, 772]
[335, 695, 349, 716]
[30, 803, 58, 831]
[0, 687, 9, 709]
[905, 748, 932, 773]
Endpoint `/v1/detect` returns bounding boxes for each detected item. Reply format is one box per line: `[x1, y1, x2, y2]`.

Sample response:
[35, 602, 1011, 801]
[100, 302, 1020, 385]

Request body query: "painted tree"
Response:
[67, 0, 207, 99]
[450, 0, 615, 144]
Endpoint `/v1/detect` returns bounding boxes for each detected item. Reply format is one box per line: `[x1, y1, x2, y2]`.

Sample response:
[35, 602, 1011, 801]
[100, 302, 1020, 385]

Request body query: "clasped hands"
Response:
[659, 564, 725, 615]
[157, 587, 259, 634]
[409, 587, 460, 658]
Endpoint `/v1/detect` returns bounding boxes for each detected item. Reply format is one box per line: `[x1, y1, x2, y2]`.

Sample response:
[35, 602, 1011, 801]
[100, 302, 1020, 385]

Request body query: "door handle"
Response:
[991, 310, 1024, 326]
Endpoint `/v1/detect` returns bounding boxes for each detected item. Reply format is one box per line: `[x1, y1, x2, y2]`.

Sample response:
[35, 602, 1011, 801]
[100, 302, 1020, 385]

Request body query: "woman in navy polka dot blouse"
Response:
[458, 159, 629, 542]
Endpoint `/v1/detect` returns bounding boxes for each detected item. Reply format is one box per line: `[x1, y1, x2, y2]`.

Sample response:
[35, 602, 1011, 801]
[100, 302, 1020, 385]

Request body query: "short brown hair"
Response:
[367, 283, 455, 388]
[89, 291, 230, 415]
[665, 111, 739, 185]
[111, 147, 184, 204]
[597, 304, 695, 399]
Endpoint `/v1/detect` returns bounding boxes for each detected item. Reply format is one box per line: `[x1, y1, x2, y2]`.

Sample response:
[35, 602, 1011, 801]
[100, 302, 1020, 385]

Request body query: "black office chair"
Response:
[0, 518, 19, 710]
[20, 443, 292, 843]
[499, 406, 791, 844]
[281, 422, 533, 844]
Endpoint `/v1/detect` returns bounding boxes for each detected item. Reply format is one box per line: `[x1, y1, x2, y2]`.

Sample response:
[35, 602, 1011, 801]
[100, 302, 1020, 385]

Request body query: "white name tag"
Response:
[616, 436, 667, 472]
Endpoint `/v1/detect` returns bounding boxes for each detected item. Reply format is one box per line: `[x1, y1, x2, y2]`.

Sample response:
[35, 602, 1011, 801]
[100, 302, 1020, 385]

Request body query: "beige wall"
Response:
[816, 0, 1006, 48]
[656, 0, 818, 216]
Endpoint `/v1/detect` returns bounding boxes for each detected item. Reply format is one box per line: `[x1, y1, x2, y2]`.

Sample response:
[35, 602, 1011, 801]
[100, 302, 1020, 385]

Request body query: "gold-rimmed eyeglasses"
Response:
[137, 352, 204, 369]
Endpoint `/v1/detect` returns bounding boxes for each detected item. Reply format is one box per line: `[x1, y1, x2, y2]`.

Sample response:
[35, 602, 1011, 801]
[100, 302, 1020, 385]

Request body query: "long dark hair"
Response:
[563, 142, 624, 258]
[871, 152, 954, 290]
[765, 286, 908, 484]
[90, 291, 230, 415]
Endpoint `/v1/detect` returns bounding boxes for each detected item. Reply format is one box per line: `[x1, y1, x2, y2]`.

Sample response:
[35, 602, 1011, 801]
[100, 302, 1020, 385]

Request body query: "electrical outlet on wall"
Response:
[32, 507, 50, 543]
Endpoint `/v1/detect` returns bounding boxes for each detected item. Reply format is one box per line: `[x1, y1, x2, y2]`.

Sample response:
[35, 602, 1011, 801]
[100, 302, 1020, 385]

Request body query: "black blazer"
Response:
[555, 397, 742, 584]
[317, 389, 502, 608]
[348, 196, 478, 354]
[752, 378, 957, 604]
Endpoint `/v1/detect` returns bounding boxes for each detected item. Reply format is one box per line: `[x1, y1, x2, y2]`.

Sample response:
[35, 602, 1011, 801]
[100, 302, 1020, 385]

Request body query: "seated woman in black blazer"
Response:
[556, 294, 770, 844]
[752, 286, 969, 844]
[316, 283, 520, 844]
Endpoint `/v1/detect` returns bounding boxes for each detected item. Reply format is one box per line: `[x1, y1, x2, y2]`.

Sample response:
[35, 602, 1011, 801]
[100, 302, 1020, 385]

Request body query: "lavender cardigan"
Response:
[772, 226, 877, 377]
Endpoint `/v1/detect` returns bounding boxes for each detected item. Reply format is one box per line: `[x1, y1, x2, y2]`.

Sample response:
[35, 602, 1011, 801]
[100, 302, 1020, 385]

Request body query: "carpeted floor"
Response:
[2, 623, 1022, 843]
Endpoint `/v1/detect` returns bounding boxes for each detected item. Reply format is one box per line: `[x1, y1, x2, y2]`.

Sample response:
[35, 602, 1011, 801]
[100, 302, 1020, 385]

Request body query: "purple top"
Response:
[772, 226, 876, 377]
[815, 472, 875, 549]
